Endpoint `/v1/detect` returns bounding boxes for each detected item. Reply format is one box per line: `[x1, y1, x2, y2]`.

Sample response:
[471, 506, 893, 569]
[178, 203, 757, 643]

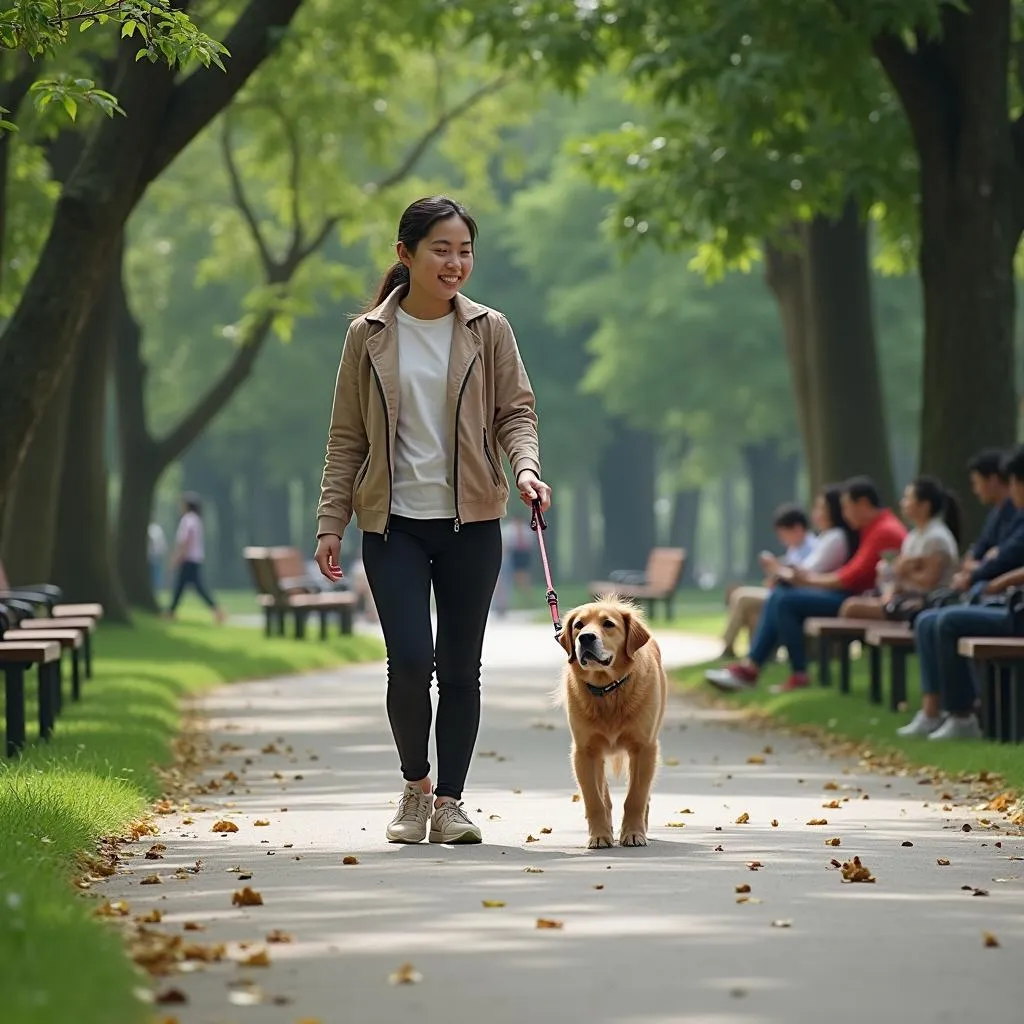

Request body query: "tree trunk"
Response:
[875, 4, 1020, 543]
[0, 368, 74, 584]
[721, 476, 737, 582]
[570, 480, 595, 583]
[667, 486, 701, 586]
[765, 233, 823, 496]
[801, 198, 895, 504]
[742, 439, 801, 577]
[209, 473, 241, 588]
[597, 421, 657, 573]
[50, 262, 129, 621]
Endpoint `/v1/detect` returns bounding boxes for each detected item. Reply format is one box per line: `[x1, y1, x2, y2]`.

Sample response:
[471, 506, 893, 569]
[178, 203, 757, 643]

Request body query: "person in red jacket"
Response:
[706, 476, 907, 693]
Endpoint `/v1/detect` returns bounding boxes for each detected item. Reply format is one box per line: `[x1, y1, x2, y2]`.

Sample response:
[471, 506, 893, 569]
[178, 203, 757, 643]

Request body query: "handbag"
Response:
[883, 586, 962, 626]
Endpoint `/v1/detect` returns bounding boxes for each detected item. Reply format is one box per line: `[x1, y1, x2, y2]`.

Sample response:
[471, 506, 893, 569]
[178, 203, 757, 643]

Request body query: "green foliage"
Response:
[29, 73, 122, 121]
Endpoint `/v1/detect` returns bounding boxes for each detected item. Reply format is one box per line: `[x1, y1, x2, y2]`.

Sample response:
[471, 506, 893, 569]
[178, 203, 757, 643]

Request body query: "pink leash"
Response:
[530, 499, 562, 640]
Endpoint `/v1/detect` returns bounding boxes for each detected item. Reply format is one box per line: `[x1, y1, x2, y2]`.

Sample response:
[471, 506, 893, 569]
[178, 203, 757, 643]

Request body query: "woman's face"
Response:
[900, 484, 925, 523]
[399, 215, 474, 308]
[811, 494, 831, 532]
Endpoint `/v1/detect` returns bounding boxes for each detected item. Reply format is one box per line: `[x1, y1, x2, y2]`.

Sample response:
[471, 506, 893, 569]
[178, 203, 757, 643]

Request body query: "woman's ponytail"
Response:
[943, 487, 963, 550]
[367, 261, 409, 310]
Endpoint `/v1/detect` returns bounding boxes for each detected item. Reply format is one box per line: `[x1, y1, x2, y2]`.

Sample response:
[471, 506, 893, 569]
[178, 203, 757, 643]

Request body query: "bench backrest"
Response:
[645, 548, 686, 594]
[243, 548, 277, 598]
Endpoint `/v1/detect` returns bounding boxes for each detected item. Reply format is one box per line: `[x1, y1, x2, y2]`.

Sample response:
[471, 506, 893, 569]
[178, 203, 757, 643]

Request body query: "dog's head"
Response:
[557, 598, 651, 669]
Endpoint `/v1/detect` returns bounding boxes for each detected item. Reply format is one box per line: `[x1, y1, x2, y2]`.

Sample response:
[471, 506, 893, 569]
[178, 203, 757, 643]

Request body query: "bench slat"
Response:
[0, 641, 61, 663]
[957, 637, 1024, 660]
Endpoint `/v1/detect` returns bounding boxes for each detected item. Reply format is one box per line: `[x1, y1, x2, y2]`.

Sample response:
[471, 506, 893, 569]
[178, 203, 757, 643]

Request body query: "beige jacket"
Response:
[316, 288, 541, 539]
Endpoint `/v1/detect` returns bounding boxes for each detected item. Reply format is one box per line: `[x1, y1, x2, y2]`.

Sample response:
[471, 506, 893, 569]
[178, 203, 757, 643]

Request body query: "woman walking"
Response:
[165, 493, 226, 623]
[314, 196, 551, 845]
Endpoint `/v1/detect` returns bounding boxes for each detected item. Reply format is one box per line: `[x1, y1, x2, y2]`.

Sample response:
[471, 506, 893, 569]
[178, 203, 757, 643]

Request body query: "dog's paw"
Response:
[587, 834, 614, 850]
[619, 830, 648, 847]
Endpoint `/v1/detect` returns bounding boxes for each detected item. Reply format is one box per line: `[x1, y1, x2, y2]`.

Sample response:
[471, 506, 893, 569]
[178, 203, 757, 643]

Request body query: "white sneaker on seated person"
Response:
[896, 709, 945, 737]
[928, 714, 982, 741]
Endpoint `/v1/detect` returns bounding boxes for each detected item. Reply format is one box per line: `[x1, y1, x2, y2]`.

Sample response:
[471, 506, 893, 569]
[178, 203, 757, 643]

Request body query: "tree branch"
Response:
[220, 113, 275, 278]
[143, 0, 305, 186]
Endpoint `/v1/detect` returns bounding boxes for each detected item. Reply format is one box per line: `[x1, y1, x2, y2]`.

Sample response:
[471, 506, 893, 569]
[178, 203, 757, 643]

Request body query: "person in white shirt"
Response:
[722, 488, 856, 657]
[840, 476, 961, 620]
[165, 493, 226, 623]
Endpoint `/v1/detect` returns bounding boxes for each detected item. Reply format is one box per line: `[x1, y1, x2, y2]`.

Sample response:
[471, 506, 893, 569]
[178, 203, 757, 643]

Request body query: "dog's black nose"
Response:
[578, 631, 597, 646]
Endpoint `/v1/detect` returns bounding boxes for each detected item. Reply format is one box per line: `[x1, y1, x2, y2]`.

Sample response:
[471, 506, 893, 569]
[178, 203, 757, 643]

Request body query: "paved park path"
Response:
[99, 619, 1023, 1023]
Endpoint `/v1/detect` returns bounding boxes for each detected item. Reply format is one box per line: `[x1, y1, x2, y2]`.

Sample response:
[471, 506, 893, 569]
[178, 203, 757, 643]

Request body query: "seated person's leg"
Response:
[839, 596, 886, 621]
[722, 586, 768, 654]
[898, 608, 945, 736]
[930, 606, 1010, 741]
[706, 587, 782, 689]
[773, 587, 848, 685]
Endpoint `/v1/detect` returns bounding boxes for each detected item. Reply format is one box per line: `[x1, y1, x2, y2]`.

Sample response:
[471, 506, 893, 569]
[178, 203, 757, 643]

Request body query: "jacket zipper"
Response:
[482, 429, 502, 487]
[451, 355, 478, 533]
[370, 365, 393, 541]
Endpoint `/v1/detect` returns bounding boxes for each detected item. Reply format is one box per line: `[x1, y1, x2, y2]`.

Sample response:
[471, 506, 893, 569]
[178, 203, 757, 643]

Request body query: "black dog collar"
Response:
[584, 674, 631, 698]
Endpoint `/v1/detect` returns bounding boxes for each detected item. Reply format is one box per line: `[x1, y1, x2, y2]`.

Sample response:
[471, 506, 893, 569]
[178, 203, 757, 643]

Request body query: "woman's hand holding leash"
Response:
[517, 469, 552, 512]
[314, 534, 344, 582]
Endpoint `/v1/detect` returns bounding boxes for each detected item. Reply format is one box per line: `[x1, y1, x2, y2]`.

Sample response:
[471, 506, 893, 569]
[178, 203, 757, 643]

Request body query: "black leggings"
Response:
[169, 561, 218, 612]
[362, 516, 502, 800]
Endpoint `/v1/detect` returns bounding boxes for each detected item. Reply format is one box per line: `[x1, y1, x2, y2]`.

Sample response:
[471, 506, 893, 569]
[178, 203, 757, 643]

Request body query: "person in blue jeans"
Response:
[899, 444, 1024, 740]
[707, 476, 907, 693]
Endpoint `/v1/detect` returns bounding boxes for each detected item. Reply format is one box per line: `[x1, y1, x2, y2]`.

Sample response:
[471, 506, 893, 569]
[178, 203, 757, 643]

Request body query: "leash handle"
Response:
[530, 498, 562, 638]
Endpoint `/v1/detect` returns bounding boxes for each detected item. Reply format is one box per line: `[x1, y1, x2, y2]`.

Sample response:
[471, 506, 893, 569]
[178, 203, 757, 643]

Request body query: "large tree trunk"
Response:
[570, 480, 595, 582]
[50, 263, 129, 621]
[597, 421, 657, 573]
[875, 5, 1020, 543]
[765, 233, 823, 496]
[0, 2, 306, 513]
[742, 438, 801, 577]
[801, 198, 895, 504]
[667, 486, 700, 586]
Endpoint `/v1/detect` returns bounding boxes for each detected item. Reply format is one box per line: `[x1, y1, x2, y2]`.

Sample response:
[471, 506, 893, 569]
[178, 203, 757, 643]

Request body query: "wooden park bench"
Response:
[0, 638, 61, 756]
[804, 617, 876, 693]
[16, 615, 98, 678]
[957, 637, 1024, 743]
[865, 624, 915, 712]
[2, 628, 83, 704]
[243, 547, 357, 639]
[589, 547, 687, 620]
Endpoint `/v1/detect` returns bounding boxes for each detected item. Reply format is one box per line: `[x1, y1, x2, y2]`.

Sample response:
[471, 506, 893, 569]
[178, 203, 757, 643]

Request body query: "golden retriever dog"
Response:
[557, 597, 667, 849]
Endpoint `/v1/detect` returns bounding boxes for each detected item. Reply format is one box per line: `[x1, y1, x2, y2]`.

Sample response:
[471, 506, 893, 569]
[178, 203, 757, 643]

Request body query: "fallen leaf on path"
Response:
[840, 856, 876, 883]
[223, 771, 239, 782]
[735, 884, 751, 894]
[525, 834, 539, 843]
[482, 900, 506, 908]
[266, 929, 293, 943]
[901, 841, 914, 847]
[524, 867, 543, 873]
[736, 896, 762, 904]
[962, 824, 972, 832]
[763, 745, 773, 754]
[665, 822, 687, 828]
[823, 781, 840, 791]
[678, 808, 694, 814]
[253, 820, 270, 827]
[232, 887, 263, 907]
[183, 921, 204, 931]
[261, 743, 280, 754]
[822, 800, 842, 809]
[937, 858, 951, 866]
[182, 942, 226, 962]
[593, 884, 604, 890]
[536, 918, 564, 929]
[181, 817, 194, 825]
[212, 821, 239, 834]
[771, 819, 779, 827]
[747, 755, 766, 765]
[807, 818, 828, 826]
[747, 861, 762, 870]
[771, 919, 793, 928]
[540, 827, 553, 834]
[488, 814, 502, 821]
[145, 844, 167, 860]
[155, 988, 188, 1005]
[983, 932, 1001, 948]
[986, 793, 1013, 812]
[714, 845, 724, 852]
[139, 875, 162, 885]
[825, 838, 841, 847]
[94, 900, 131, 918]
[571, 794, 581, 803]
[664, 757, 680, 766]
[239, 949, 271, 967]
[735, 813, 750, 825]
[342, 856, 359, 865]
[136, 909, 163, 924]
[228, 987, 265, 1006]
[388, 962, 422, 985]
[965, 887, 989, 897]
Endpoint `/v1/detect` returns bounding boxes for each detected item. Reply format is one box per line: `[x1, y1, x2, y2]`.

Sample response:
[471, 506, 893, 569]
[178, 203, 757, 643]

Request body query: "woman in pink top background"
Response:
[165, 492, 226, 624]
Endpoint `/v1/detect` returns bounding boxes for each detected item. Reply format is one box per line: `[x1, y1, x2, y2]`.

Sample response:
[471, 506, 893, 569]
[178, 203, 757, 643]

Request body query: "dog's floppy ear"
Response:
[623, 612, 651, 660]
[558, 613, 577, 663]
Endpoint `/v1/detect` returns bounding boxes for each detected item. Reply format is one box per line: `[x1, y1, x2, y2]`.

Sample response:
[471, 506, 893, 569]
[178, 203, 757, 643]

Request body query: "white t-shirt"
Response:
[176, 511, 204, 563]
[391, 308, 456, 519]
[901, 517, 959, 585]
[800, 527, 850, 573]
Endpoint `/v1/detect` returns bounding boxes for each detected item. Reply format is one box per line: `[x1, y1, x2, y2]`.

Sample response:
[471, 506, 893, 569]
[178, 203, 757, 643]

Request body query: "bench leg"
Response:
[71, 648, 82, 701]
[276, 609, 286, 637]
[339, 606, 353, 636]
[997, 665, 1011, 743]
[38, 662, 56, 741]
[54, 654, 64, 716]
[83, 632, 93, 679]
[868, 646, 882, 705]
[889, 649, 907, 712]
[5, 665, 26, 757]
[838, 642, 851, 695]
[980, 664, 998, 740]
[1011, 665, 1024, 744]
[817, 638, 832, 687]
[264, 608, 273, 637]
[319, 610, 328, 641]
[294, 610, 306, 640]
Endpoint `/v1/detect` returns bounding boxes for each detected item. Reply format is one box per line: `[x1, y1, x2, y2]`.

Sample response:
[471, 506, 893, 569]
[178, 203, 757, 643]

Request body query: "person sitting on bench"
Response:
[706, 476, 906, 694]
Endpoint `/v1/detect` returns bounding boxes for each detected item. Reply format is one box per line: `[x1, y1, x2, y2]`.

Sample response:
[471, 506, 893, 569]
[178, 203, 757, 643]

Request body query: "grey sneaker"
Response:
[386, 783, 433, 844]
[897, 710, 945, 737]
[429, 800, 482, 845]
[928, 714, 983, 741]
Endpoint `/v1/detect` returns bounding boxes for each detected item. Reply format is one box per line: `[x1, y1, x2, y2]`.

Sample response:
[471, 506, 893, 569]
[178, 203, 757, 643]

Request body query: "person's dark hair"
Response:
[1001, 444, 1024, 483]
[842, 475, 881, 508]
[772, 503, 809, 531]
[967, 447, 1008, 481]
[820, 483, 859, 559]
[368, 195, 479, 309]
[911, 475, 962, 547]
[182, 491, 203, 517]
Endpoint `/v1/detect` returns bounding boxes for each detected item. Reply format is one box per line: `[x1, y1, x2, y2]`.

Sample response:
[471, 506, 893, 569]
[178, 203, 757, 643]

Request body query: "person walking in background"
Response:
[164, 492, 226, 624]
[313, 195, 551, 847]
[147, 521, 167, 595]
